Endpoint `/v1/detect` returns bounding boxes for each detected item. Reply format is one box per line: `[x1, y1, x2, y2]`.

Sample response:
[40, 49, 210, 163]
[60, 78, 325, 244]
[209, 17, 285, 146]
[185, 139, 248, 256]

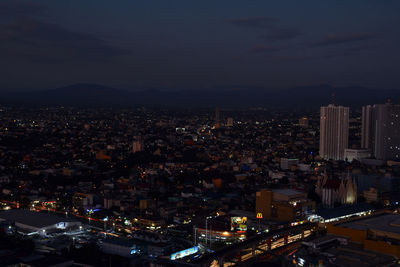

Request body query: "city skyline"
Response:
[1, 1, 400, 266]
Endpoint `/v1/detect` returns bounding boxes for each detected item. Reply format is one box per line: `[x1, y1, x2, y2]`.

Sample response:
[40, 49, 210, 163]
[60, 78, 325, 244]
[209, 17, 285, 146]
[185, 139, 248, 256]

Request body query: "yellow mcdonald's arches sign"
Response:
[257, 213, 263, 219]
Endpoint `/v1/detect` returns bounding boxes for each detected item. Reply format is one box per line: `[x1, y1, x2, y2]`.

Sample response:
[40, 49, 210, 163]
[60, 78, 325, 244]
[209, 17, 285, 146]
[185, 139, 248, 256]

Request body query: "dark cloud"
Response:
[249, 45, 284, 53]
[345, 44, 378, 52]
[0, 18, 129, 63]
[0, 0, 128, 63]
[315, 32, 377, 46]
[226, 16, 277, 29]
[276, 44, 378, 62]
[321, 44, 378, 59]
[0, 18, 98, 42]
[228, 16, 302, 46]
[0, 0, 45, 17]
[259, 28, 303, 42]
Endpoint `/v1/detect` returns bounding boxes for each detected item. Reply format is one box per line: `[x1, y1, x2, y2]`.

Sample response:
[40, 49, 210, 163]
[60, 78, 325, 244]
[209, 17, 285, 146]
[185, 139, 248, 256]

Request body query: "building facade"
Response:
[327, 212, 400, 258]
[319, 105, 349, 160]
[315, 171, 357, 208]
[361, 105, 373, 149]
[362, 103, 400, 160]
[299, 117, 309, 128]
[255, 189, 315, 222]
[344, 148, 371, 162]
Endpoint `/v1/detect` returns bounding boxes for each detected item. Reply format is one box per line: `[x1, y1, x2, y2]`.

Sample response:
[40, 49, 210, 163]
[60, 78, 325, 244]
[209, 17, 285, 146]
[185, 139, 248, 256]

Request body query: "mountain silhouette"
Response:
[0, 83, 398, 108]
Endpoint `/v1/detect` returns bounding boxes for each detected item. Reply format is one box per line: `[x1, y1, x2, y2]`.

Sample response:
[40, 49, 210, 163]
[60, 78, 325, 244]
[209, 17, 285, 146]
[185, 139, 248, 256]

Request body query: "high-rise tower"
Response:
[319, 105, 349, 160]
[361, 105, 373, 149]
[214, 107, 221, 128]
[362, 103, 400, 160]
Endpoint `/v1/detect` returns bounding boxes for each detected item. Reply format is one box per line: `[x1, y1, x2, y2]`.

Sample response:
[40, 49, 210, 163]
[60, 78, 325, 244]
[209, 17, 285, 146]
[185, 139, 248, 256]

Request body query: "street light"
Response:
[87, 209, 94, 224]
[103, 217, 108, 230]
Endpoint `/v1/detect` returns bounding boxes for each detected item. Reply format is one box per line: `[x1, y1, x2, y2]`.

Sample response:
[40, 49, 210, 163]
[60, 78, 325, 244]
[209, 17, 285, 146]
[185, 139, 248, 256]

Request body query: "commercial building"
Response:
[195, 216, 247, 244]
[72, 192, 94, 208]
[0, 210, 81, 236]
[319, 105, 349, 160]
[100, 238, 143, 257]
[363, 187, 381, 204]
[316, 202, 374, 223]
[344, 148, 371, 162]
[293, 235, 397, 266]
[361, 103, 400, 160]
[298, 117, 308, 128]
[255, 189, 315, 222]
[195, 227, 246, 244]
[354, 173, 400, 204]
[100, 235, 173, 258]
[132, 136, 144, 153]
[226, 117, 233, 127]
[327, 212, 400, 258]
[280, 158, 298, 170]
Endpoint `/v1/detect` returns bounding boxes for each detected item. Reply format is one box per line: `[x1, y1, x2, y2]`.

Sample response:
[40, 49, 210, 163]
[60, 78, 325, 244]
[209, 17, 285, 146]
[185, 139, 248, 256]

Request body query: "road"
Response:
[225, 229, 311, 266]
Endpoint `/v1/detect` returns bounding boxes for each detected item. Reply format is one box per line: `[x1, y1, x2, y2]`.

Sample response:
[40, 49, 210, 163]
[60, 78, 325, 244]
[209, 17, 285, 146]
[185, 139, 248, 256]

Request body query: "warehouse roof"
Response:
[272, 189, 305, 197]
[338, 213, 400, 234]
[317, 203, 374, 220]
[0, 210, 78, 229]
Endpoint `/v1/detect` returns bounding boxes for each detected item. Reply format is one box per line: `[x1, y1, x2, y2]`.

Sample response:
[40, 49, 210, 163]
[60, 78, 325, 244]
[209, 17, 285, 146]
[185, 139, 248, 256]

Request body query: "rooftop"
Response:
[337, 213, 400, 235]
[317, 203, 374, 220]
[325, 242, 396, 266]
[272, 188, 305, 197]
[0, 210, 78, 229]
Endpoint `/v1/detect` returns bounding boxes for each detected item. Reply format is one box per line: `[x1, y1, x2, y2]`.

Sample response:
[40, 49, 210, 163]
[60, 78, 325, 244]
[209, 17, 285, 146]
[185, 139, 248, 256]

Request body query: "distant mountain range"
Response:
[0, 83, 398, 108]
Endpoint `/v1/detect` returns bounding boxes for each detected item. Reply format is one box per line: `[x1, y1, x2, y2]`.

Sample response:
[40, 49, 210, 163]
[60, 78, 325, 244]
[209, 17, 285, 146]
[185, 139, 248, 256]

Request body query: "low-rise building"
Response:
[0, 210, 81, 236]
[344, 148, 371, 162]
[327, 212, 400, 258]
[293, 234, 397, 266]
[256, 189, 315, 222]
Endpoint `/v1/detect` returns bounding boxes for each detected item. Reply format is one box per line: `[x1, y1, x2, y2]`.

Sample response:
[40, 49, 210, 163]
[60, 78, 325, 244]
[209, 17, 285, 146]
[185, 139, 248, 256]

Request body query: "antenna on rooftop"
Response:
[331, 87, 335, 105]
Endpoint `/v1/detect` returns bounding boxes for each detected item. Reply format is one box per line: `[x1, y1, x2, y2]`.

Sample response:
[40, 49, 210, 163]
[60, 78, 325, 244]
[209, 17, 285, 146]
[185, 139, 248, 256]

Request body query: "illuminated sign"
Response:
[56, 222, 66, 229]
[231, 217, 247, 232]
[257, 213, 263, 219]
[170, 246, 199, 260]
[86, 208, 100, 213]
[290, 220, 305, 227]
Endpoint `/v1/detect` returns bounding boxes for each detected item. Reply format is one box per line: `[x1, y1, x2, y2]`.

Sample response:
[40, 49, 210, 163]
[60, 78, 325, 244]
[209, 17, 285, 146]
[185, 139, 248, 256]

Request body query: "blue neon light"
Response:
[170, 246, 199, 260]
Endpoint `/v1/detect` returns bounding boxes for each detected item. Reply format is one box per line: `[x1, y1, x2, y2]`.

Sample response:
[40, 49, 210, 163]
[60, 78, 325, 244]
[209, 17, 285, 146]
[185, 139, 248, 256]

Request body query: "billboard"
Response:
[56, 222, 66, 229]
[170, 246, 199, 260]
[231, 217, 247, 232]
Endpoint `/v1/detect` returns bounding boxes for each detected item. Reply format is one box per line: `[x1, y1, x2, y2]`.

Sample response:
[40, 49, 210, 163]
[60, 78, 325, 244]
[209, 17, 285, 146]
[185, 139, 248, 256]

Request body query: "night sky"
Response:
[1, 0, 399, 91]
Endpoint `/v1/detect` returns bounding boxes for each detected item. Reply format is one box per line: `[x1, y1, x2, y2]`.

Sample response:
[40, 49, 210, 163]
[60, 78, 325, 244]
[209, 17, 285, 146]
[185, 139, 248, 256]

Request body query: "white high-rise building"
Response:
[319, 104, 349, 160]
